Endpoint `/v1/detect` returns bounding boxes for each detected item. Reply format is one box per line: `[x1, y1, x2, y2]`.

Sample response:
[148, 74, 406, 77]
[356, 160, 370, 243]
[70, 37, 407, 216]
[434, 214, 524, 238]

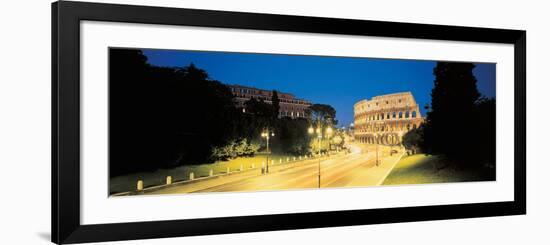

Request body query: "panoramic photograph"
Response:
[108, 48, 496, 196]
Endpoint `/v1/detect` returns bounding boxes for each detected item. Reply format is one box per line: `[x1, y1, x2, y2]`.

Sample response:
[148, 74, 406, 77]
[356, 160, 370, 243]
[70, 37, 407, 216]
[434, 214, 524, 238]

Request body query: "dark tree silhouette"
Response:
[244, 98, 274, 121]
[109, 49, 241, 177]
[422, 62, 494, 168]
[402, 126, 424, 154]
[309, 104, 338, 126]
[276, 117, 311, 155]
[471, 98, 496, 168]
[271, 90, 280, 120]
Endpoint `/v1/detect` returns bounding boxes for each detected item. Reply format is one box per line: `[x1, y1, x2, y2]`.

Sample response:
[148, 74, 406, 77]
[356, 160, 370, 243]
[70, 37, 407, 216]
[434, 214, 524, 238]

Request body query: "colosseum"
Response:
[353, 92, 424, 145]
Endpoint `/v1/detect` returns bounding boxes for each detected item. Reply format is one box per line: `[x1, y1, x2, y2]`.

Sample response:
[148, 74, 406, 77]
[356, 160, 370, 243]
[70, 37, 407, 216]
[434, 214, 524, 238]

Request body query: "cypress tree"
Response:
[423, 62, 480, 164]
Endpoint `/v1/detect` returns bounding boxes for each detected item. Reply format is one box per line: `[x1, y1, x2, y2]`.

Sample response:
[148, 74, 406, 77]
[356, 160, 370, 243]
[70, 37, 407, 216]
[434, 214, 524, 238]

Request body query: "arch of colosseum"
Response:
[353, 92, 424, 145]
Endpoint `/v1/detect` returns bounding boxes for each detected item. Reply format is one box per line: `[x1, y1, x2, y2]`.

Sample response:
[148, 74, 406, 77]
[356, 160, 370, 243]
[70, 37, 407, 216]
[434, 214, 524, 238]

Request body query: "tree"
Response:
[244, 98, 274, 123]
[423, 62, 485, 166]
[277, 118, 312, 155]
[210, 138, 260, 161]
[271, 90, 280, 119]
[309, 104, 338, 126]
[471, 98, 496, 167]
[402, 126, 424, 154]
[109, 49, 156, 176]
[109, 49, 242, 177]
[330, 131, 346, 149]
[175, 63, 208, 81]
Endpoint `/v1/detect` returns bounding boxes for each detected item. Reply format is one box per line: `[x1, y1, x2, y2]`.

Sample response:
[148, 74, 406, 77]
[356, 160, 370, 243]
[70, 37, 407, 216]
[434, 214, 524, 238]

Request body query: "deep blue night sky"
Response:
[142, 49, 496, 127]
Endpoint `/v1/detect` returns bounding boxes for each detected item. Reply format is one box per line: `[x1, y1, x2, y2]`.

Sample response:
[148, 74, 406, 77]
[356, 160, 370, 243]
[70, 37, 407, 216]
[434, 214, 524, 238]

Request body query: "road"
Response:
[147, 143, 403, 195]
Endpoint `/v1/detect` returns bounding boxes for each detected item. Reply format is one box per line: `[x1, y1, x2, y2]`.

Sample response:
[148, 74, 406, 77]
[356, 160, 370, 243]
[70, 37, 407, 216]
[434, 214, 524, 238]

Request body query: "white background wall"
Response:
[0, 0, 547, 244]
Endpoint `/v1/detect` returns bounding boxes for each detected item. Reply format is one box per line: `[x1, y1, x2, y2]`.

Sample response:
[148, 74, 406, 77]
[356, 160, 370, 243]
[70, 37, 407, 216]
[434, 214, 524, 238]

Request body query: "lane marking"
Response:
[376, 151, 405, 186]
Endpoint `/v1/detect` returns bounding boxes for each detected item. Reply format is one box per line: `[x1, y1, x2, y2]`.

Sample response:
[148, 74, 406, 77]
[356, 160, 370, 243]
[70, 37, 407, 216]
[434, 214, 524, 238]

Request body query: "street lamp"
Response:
[261, 130, 275, 152]
[261, 129, 275, 174]
[308, 124, 332, 188]
[375, 133, 380, 167]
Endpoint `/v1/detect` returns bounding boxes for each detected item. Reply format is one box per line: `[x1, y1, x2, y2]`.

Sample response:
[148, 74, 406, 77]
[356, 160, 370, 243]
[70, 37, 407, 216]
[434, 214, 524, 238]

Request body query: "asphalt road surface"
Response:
[147, 143, 403, 195]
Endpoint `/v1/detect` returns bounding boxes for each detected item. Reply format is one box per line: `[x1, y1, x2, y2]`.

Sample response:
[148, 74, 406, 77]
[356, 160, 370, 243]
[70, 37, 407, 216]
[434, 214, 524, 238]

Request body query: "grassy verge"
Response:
[382, 154, 495, 185]
[109, 153, 296, 194]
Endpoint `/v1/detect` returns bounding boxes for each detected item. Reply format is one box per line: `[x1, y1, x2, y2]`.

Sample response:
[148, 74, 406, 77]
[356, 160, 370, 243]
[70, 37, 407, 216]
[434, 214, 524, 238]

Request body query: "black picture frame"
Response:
[52, 1, 526, 244]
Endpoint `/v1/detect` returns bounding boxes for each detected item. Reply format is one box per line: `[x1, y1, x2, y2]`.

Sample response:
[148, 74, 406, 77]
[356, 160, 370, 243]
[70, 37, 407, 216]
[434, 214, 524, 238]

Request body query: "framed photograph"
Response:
[52, 1, 526, 244]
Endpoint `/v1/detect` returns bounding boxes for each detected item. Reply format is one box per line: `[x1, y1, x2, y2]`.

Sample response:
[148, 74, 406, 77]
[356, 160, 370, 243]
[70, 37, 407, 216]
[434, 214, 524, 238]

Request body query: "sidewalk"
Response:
[124, 152, 346, 196]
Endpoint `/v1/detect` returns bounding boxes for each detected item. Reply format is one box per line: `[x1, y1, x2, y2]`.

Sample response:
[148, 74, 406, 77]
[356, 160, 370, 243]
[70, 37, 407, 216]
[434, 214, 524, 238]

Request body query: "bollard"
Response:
[286, 157, 289, 162]
[137, 180, 143, 191]
[166, 176, 172, 185]
[279, 158, 282, 164]
[293, 157, 296, 161]
[226, 167, 230, 173]
[240, 164, 244, 171]
[252, 163, 255, 169]
[209, 169, 214, 177]
[189, 172, 194, 180]
[299, 156, 302, 160]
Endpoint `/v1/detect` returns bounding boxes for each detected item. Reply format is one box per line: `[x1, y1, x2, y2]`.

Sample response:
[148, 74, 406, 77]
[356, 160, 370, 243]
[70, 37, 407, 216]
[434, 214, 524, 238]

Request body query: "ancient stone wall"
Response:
[353, 92, 424, 145]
